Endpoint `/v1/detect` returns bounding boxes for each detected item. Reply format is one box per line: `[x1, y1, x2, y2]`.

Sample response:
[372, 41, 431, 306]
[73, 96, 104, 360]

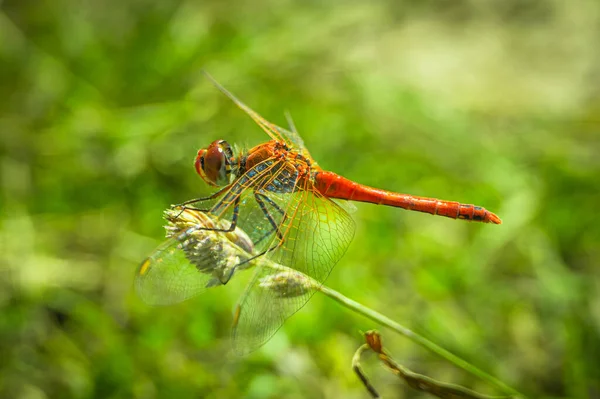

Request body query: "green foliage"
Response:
[1, 1, 599, 398]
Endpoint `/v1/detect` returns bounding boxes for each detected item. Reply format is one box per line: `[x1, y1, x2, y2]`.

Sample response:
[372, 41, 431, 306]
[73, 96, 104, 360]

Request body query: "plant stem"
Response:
[173, 207, 524, 397]
[317, 284, 525, 398]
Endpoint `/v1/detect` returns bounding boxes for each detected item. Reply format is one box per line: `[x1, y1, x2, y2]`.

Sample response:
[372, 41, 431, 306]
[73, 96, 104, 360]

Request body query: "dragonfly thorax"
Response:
[195, 139, 238, 186]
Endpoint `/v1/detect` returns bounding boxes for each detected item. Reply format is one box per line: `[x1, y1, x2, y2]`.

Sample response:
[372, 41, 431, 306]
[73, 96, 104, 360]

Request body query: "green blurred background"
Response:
[1, 1, 599, 398]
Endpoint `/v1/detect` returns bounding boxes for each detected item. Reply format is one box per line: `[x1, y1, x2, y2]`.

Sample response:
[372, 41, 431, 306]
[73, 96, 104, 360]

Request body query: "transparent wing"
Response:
[208, 158, 297, 253]
[204, 72, 288, 144]
[135, 157, 285, 306]
[231, 183, 355, 354]
[281, 109, 308, 150]
[135, 237, 217, 305]
[284, 110, 299, 136]
[271, 122, 314, 162]
[332, 198, 358, 214]
[204, 72, 312, 158]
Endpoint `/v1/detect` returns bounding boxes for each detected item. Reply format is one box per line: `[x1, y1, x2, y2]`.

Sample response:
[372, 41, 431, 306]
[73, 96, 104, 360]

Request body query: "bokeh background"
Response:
[1, 1, 599, 398]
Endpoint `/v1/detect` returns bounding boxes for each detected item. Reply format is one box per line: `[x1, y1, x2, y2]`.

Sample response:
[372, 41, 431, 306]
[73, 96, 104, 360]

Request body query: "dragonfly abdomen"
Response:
[314, 171, 501, 224]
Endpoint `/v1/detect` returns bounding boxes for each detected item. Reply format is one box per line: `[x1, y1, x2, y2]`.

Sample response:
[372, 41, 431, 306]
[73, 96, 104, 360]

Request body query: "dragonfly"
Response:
[136, 73, 502, 354]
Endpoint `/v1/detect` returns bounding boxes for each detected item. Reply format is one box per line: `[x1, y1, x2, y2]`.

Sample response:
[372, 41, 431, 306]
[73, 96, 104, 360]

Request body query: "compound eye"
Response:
[219, 140, 233, 160]
[194, 140, 230, 186]
[194, 148, 209, 183]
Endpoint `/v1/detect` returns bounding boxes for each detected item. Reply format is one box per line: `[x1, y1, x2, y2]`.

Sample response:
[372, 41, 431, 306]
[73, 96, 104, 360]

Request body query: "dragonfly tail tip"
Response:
[487, 212, 502, 224]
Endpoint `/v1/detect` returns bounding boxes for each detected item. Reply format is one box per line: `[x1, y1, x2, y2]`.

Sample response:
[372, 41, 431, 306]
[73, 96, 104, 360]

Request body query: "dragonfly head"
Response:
[195, 139, 236, 186]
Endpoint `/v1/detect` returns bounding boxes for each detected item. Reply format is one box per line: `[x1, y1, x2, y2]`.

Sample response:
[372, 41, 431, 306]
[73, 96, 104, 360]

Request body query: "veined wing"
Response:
[231, 179, 355, 354]
[135, 156, 292, 305]
[135, 210, 255, 305]
[171, 154, 355, 354]
[204, 72, 311, 157]
[208, 157, 298, 252]
[274, 112, 315, 163]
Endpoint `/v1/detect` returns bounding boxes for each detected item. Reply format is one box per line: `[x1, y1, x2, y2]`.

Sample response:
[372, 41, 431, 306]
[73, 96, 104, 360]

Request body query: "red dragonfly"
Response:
[136, 73, 501, 354]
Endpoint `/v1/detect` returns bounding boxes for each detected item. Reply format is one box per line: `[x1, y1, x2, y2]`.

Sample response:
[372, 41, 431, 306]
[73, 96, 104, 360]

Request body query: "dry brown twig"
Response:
[353, 331, 513, 399]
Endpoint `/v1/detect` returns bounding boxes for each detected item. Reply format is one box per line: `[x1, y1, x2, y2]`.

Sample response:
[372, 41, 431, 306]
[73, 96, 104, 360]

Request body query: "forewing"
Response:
[204, 72, 317, 165]
[204, 72, 291, 146]
[232, 185, 355, 354]
[271, 122, 315, 162]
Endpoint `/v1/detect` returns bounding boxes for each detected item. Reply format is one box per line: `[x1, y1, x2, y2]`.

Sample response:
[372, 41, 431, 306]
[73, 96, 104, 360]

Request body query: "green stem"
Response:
[187, 212, 524, 398]
[317, 284, 525, 398]
[175, 207, 524, 397]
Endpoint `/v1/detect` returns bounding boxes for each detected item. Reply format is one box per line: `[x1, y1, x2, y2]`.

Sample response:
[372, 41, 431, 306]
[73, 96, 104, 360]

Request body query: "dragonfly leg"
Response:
[175, 197, 242, 245]
[172, 184, 233, 218]
[254, 192, 285, 241]
[221, 239, 286, 285]
[221, 193, 288, 284]
[256, 192, 285, 216]
[200, 197, 240, 233]
[172, 184, 232, 209]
